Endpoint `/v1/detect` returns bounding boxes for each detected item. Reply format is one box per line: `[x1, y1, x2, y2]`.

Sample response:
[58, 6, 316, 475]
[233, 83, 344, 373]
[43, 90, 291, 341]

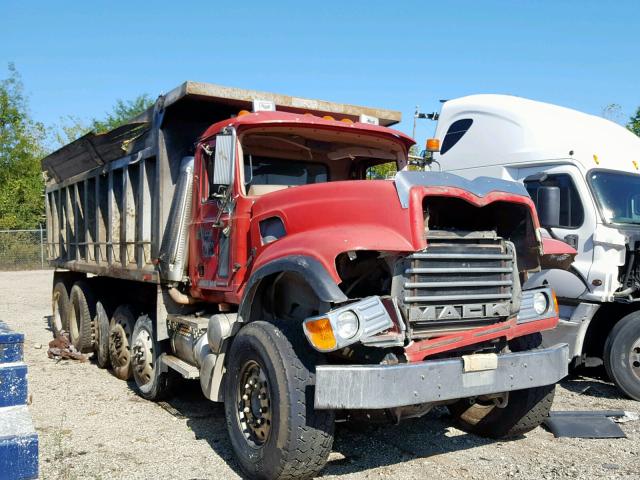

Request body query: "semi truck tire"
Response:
[448, 383, 555, 438]
[94, 301, 111, 369]
[604, 311, 640, 401]
[69, 281, 96, 353]
[448, 333, 555, 438]
[131, 314, 174, 401]
[109, 305, 136, 381]
[224, 321, 335, 480]
[51, 282, 70, 337]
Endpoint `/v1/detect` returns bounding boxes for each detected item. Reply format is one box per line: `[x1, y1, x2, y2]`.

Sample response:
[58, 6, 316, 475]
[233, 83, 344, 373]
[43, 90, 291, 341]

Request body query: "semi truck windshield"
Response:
[589, 170, 640, 225]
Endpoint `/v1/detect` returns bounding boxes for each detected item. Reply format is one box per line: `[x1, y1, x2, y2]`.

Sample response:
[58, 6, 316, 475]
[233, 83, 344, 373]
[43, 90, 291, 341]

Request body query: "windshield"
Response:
[589, 170, 640, 225]
[239, 127, 404, 196]
[244, 157, 328, 185]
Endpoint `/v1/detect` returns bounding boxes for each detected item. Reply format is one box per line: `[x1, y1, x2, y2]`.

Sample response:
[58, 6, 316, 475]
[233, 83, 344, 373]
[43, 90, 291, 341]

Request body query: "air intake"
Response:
[160, 156, 194, 282]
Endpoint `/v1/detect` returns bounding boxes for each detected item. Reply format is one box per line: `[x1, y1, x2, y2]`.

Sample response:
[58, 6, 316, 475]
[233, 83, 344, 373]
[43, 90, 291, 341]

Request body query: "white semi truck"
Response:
[430, 94, 640, 400]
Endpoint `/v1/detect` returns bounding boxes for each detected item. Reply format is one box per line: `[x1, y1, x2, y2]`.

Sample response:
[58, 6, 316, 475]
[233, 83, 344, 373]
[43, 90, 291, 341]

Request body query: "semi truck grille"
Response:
[400, 231, 516, 338]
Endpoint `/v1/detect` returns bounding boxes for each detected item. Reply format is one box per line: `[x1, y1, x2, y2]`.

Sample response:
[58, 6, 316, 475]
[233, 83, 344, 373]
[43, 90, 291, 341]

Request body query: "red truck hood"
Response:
[250, 180, 417, 271]
[249, 175, 540, 283]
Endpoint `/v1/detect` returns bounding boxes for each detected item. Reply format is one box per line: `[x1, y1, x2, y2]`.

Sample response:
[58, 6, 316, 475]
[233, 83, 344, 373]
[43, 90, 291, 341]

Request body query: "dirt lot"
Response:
[1, 270, 639, 479]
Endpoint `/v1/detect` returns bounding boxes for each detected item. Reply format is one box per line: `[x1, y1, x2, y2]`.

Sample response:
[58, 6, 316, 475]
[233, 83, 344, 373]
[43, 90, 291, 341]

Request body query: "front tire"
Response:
[448, 384, 555, 438]
[604, 311, 640, 400]
[448, 333, 555, 438]
[224, 321, 334, 480]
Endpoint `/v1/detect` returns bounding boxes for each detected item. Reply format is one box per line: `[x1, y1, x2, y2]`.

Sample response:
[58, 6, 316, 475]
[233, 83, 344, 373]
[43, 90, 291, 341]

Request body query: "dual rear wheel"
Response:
[51, 279, 171, 399]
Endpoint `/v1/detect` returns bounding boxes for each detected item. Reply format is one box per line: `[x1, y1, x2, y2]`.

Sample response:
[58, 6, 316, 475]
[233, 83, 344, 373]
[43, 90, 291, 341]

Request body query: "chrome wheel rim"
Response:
[236, 360, 272, 447]
[110, 323, 131, 368]
[132, 328, 154, 385]
[630, 337, 640, 382]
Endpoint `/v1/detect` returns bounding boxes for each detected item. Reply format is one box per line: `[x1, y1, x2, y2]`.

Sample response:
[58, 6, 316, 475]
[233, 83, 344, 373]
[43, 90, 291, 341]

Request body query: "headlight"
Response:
[336, 310, 359, 339]
[533, 292, 549, 315]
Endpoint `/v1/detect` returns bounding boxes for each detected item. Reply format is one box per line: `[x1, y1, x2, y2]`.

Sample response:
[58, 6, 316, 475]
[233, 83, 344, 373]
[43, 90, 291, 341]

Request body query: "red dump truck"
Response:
[42, 82, 568, 479]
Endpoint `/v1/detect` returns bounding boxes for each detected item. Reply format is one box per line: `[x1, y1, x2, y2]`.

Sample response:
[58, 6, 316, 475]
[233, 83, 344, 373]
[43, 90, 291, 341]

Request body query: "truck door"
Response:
[191, 129, 237, 291]
[518, 165, 596, 284]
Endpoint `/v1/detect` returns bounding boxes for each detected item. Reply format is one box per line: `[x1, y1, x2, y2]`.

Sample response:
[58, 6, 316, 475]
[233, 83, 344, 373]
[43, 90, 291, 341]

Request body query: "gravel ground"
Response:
[1, 270, 639, 480]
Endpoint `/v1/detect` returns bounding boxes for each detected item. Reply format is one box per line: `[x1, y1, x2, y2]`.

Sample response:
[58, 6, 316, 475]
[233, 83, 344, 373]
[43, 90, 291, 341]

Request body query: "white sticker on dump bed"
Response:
[462, 353, 498, 373]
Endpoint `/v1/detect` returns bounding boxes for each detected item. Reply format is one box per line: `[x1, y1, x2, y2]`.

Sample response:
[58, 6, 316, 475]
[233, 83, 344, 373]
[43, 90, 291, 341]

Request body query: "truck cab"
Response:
[432, 94, 640, 400]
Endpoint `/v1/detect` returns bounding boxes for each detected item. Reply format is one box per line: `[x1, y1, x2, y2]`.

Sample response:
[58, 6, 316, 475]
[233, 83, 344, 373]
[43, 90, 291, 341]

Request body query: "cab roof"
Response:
[199, 111, 415, 150]
[435, 94, 640, 174]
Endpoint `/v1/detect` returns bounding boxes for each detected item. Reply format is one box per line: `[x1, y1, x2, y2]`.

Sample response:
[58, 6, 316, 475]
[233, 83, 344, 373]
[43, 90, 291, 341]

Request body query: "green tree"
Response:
[54, 94, 154, 146]
[0, 63, 47, 229]
[628, 107, 640, 137]
[90, 94, 153, 133]
[53, 115, 91, 146]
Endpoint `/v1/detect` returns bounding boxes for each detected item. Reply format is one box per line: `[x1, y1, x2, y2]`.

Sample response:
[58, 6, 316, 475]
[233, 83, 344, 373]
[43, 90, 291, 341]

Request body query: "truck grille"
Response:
[399, 231, 515, 338]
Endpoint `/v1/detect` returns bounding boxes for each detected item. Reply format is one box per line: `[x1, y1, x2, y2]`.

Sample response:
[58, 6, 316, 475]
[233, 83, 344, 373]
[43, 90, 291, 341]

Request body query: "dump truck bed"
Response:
[41, 81, 402, 282]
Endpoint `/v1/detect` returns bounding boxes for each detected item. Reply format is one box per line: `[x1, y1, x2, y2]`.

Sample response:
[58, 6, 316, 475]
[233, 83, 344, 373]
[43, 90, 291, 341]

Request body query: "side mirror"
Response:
[212, 132, 236, 196]
[536, 186, 561, 228]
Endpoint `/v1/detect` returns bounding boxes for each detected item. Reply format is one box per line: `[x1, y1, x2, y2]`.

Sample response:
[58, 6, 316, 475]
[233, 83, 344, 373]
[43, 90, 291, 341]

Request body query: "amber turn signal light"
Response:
[551, 290, 559, 315]
[303, 318, 337, 351]
[426, 138, 440, 152]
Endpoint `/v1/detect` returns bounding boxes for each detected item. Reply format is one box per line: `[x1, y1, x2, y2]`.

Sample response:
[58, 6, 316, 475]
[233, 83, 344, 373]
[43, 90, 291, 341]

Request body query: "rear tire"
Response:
[448, 333, 555, 438]
[131, 315, 174, 401]
[51, 282, 70, 337]
[224, 321, 335, 480]
[95, 301, 111, 369]
[69, 281, 96, 353]
[604, 311, 640, 400]
[109, 305, 135, 381]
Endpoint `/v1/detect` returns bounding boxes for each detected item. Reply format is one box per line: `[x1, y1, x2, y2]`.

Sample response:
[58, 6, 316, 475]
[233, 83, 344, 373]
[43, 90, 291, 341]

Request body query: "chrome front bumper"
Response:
[314, 343, 569, 409]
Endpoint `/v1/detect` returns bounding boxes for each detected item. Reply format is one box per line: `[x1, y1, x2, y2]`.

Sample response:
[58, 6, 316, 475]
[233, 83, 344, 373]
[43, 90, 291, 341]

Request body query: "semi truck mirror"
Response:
[536, 186, 561, 228]
[212, 132, 236, 196]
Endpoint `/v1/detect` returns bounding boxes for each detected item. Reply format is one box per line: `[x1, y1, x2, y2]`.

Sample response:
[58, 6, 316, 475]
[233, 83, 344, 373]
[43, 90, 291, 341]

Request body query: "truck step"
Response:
[0, 405, 39, 479]
[0, 362, 28, 408]
[162, 355, 199, 379]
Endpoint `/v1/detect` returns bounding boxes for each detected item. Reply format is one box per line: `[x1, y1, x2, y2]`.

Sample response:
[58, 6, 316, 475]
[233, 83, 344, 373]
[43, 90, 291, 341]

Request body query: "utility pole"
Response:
[412, 106, 440, 140]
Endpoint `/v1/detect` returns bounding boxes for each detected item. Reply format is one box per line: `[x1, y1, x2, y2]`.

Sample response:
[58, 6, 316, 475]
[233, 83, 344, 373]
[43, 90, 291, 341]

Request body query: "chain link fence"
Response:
[0, 229, 49, 271]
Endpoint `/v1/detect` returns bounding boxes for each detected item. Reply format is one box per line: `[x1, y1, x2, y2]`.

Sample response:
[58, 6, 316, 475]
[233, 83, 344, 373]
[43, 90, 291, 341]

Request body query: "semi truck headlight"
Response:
[303, 296, 393, 352]
[533, 292, 549, 315]
[336, 310, 359, 339]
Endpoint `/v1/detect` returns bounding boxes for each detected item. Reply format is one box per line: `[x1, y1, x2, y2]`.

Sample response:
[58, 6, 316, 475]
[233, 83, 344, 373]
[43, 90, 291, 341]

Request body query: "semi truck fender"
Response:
[238, 255, 348, 323]
[540, 302, 600, 362]
[523, 268, 589, 299]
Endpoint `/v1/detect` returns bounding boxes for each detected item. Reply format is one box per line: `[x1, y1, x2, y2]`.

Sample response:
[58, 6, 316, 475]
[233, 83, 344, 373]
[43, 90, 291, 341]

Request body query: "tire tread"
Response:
[70, 280, 96, 353]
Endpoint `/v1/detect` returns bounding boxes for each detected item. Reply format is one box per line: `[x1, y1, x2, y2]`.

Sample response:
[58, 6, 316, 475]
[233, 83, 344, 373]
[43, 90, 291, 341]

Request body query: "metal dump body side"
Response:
[41, 81, 402, 283]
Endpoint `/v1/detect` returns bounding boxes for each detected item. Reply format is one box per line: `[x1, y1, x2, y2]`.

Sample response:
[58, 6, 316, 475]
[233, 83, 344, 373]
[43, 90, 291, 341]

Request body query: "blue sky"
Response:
[2, 0, 639, 144]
